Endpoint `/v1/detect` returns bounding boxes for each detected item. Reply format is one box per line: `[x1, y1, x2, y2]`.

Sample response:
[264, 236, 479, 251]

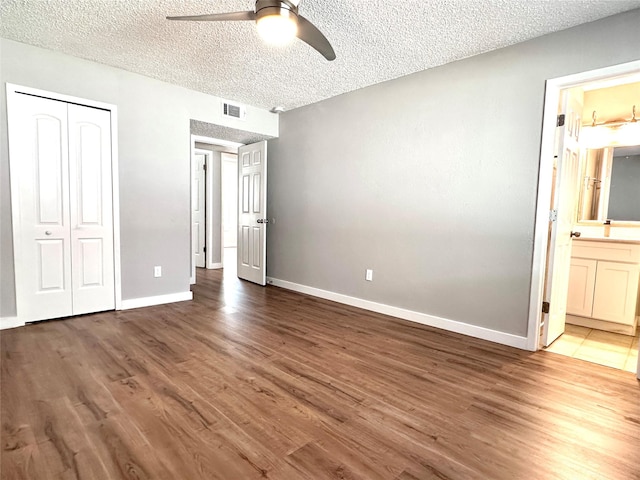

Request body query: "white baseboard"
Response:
[0, 317, 26, 330]
[266, 277, 529, 350]
[208, 263, 223, 269]
[120, 291, 193, 310]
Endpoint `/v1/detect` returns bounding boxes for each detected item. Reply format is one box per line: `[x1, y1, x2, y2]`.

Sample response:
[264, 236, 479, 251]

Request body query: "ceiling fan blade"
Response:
[296, 15, 336, 61]
[167, 11, 256, 22]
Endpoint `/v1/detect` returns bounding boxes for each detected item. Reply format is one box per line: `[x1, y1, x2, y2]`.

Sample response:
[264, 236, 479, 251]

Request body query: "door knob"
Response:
[571, 231, 581, 238]
[257, 219, 269, 224]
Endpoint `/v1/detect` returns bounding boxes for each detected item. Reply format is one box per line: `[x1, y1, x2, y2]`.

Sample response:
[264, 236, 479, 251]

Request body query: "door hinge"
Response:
[549, 209, 558, 222]
[542, 301, 550, 314]
[203, 246, 206, 253]
[556, 114, 565, 127]
[203, 163, 207, 172]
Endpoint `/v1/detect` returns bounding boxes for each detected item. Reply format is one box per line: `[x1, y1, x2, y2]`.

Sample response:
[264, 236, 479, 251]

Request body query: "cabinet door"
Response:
[592, 261, 640, 325]
[567, 258, 597, 317]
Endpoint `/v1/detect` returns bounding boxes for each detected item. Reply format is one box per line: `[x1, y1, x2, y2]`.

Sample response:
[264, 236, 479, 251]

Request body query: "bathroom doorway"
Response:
[528, 61, 640, 375]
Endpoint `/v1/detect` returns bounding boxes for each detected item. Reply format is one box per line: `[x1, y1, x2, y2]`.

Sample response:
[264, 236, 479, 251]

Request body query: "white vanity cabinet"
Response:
[566, 240, 640, 335]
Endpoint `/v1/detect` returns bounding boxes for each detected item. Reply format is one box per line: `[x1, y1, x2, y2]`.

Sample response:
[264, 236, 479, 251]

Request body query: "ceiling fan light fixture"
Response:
[166, 0, 335, 60]
[256, 6, 298, 46]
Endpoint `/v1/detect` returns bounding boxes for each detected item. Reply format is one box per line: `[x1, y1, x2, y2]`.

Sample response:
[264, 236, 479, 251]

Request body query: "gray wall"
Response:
[609, 154, 640, 221]
[267, 10, 640, 337]
[1, 39, 277, 318]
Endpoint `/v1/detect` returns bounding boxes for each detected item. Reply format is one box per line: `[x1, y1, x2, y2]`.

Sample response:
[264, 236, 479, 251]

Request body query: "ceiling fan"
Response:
[167, 0, 336, 61]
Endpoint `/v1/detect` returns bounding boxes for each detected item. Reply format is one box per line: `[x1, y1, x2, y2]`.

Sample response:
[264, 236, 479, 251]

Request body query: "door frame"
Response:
[526, 60, 640, 352]
[190, 134, 242, 281]
[6, 83, 122, 321]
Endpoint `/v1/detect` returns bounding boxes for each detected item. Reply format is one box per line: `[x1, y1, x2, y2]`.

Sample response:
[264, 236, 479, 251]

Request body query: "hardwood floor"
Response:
[2, 267, 639, 480]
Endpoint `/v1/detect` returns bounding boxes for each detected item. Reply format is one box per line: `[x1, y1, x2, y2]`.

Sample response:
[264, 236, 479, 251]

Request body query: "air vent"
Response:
[222, 101, 246, 121]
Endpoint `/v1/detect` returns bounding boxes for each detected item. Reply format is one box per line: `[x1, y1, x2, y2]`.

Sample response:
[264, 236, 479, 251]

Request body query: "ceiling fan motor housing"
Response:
[255, 0, 299, 22]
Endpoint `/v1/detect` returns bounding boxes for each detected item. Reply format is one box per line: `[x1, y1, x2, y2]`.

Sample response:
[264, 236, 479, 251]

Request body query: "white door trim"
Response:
[526, 60, 640, 352]
[6, 83, 122, 315]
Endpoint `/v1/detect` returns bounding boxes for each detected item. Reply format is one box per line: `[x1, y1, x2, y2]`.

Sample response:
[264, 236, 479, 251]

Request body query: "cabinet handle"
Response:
[45, 231, 52, 236]
[571, 231, 581, 238]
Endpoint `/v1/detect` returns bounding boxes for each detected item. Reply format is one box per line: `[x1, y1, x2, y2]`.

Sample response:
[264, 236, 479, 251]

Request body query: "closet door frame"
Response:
[6, 83, 122, 323]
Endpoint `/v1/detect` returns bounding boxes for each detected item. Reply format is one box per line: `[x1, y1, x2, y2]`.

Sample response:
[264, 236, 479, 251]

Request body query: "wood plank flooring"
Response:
[2, 268, 639, 479]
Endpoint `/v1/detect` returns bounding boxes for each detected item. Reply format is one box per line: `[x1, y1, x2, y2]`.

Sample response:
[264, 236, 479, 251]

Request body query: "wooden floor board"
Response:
[2, 268, 639, 479]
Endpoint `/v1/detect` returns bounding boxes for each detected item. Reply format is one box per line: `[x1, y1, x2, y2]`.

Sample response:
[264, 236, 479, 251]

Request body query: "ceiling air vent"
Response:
[222, 101, 246, 121]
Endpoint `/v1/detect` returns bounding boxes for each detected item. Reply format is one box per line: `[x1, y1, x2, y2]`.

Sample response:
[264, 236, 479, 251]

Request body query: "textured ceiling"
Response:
[1, 0, 639, 111]
[190, 119, 274, 144]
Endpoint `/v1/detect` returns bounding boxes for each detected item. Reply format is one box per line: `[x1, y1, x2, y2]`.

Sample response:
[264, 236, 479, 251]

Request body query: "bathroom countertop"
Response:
[574, 236, 640, 244]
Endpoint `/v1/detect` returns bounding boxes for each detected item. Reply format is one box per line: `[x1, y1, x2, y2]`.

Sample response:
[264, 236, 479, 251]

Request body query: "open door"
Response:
[542, 88, 583, 347]
[237, 141, 267, 285]
[192, 152, 206, 269]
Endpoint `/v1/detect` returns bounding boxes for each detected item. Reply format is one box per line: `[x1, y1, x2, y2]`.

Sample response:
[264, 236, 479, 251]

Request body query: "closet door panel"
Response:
[8, 94, 73, 322]
[68, 104, 115, 315]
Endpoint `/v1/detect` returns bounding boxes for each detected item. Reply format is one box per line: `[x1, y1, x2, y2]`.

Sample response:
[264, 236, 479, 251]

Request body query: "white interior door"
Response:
[192, 153, 206, 269]
[68, 104, 115, 315]
[237, 141, 267, 285]
[8, 92, 115, 322]
[542, 88, 583, 347]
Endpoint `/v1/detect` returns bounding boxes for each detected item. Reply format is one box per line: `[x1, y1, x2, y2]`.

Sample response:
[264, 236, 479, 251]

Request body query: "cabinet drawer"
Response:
[572, 241, 640, 263]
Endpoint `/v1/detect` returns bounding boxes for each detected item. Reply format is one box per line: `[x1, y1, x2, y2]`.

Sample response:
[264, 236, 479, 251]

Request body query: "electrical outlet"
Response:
[365, 269, 373, 281]
[154, 266, 162, 278]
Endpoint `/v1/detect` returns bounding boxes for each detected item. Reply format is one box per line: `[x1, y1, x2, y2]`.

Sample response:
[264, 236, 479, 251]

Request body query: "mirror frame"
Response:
[576, 145, 640, 226]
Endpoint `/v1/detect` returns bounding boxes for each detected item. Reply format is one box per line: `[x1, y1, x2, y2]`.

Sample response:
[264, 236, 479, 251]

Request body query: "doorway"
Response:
[190, 135, 242, 284]
[528, 61, 640, 377]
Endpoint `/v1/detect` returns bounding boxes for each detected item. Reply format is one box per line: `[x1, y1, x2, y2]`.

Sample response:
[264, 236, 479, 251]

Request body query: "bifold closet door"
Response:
[10, 94, 72, 321]
[9, 93, 115, 323]
[67, 104, 115, 315]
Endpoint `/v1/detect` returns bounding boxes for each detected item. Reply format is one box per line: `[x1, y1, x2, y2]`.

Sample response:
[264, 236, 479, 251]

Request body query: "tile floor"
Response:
[546, 323, 639, 373]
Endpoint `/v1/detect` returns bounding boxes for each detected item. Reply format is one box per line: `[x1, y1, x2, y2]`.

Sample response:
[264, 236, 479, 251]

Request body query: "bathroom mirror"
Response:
[577, 144, 640, 223]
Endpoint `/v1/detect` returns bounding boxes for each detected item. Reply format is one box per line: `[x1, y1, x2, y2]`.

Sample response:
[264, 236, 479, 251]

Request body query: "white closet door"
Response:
[8, 94, 73, 322]
[68, 105, 115, 315]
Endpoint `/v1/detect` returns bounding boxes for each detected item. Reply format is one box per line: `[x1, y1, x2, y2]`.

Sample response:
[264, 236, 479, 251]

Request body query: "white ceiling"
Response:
[2, 0, 639, 111]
